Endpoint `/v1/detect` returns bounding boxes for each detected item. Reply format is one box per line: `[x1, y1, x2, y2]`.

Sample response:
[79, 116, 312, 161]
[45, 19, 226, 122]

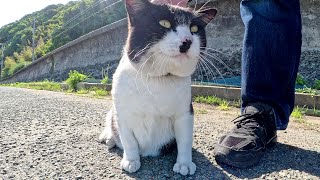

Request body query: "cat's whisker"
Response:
[193, 0, 197, 12]
[140, 51, 163, 94]
[134, 51, 161, 95]
[131, 43, 154, 62]
[196, 0, 211, 13]
[200, 50, 235, 76]
[198, 55, 217, 82]
[200, 47, 230, 56]
[199, 54, 227, 86]
[199, 54, 218, 81]
[196, 57, 207, 83]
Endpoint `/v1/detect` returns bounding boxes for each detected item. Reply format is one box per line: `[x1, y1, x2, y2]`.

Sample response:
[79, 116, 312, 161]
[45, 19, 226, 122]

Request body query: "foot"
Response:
[120, 158, 141, 173]
[173, 161, 196, 176]
[214, 103, 277, 168]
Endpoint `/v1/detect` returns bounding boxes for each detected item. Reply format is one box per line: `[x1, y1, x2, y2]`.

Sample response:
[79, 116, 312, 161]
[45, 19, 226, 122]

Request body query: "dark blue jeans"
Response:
[240, 0, 302, 130]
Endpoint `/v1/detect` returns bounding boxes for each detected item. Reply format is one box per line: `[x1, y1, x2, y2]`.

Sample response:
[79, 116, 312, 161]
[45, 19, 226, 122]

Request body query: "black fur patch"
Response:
[124, 0, 216, 62]
[160, 139, 177, 156]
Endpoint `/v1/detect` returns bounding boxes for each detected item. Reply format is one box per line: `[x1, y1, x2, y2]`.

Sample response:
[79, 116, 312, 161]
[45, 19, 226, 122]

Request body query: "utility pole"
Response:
[0, 43, 4, 78]
[32, 17, 36, 62]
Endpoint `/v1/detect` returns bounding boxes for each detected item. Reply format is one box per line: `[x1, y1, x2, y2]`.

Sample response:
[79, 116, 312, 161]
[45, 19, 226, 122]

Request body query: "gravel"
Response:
[0, 86, 319, 179]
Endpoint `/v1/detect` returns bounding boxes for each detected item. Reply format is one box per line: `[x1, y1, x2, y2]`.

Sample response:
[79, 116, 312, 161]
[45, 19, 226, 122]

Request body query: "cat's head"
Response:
[124, 0, 217, 77]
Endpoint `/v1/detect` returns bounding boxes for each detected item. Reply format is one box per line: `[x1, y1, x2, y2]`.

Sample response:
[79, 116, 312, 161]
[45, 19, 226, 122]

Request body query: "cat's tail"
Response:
[98, 108, 116, 149]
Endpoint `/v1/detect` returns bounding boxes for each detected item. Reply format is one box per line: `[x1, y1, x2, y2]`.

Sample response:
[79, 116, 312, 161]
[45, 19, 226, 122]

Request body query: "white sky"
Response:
[0, 0, 79, 28]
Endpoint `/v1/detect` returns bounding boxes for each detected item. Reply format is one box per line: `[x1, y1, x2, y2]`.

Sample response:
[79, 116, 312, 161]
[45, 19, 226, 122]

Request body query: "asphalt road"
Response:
[0, 87, 319, 179]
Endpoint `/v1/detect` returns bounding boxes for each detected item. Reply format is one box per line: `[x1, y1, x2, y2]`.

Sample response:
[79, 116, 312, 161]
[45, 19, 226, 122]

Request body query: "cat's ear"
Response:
[197, 8, 217, 25]
[125, 0, 150, 16]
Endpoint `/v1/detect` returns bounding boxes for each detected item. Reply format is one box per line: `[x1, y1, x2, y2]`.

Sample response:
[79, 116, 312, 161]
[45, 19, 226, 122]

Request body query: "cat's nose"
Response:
[179, 39, 192, 53]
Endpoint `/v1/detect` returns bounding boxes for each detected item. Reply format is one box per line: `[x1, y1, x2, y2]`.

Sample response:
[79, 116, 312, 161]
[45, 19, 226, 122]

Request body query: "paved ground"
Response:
[0, 86, 319, 179]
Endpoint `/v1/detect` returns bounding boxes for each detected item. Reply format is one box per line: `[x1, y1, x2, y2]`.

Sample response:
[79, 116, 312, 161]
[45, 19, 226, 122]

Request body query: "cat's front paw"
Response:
[173, 161, 196, 176]
[120, 158, 141, 173]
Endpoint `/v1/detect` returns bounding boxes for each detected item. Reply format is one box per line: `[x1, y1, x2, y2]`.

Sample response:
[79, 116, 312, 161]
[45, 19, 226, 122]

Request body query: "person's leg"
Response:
[241, 0, 302, 129]
[214, 0, 301, 168]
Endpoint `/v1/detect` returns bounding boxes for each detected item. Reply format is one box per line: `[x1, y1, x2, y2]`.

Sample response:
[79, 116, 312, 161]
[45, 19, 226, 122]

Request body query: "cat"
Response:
[99, 0, 216, 176]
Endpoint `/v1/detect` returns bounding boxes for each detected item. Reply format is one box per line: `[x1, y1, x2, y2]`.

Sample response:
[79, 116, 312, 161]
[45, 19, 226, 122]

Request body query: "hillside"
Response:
[0, 0, 126, 79]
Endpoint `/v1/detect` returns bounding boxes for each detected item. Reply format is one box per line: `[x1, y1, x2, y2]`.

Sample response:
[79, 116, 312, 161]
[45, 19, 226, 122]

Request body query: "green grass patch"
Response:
[217, 100, 230, 111]
[5, 80, 62, 91]
[296, 86, 318, 95]
[291, 106, 306, 123]
[193, 95, 224, 106]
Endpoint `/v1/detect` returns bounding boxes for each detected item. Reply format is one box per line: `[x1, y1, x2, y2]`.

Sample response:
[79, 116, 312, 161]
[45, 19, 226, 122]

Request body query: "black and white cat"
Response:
[99, 0, 216, 176]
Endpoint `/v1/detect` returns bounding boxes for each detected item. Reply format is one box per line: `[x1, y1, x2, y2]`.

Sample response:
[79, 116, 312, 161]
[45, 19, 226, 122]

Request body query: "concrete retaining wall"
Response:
[1, 0, 319, 84]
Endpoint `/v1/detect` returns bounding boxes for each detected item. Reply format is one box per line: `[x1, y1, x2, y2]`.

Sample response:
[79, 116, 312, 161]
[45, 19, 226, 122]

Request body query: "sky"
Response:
[0, 0, 79, 28]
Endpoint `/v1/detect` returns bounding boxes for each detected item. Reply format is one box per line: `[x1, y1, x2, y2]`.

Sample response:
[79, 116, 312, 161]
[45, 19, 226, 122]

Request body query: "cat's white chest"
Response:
[111, 56, 192, 156]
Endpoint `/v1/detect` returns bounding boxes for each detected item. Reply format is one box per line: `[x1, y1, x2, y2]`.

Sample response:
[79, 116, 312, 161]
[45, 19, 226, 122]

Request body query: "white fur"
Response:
[99, 25, 200, 175]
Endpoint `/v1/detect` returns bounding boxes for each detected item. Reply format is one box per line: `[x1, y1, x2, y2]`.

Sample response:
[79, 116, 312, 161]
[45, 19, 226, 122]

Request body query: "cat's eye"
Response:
[190, 25, 198, 33]
[159, 20, 171, 29]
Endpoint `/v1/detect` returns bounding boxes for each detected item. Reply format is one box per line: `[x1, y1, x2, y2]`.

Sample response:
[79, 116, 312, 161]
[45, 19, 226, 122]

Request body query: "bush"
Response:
[313, 79, 320, 90]
[66, 70, 88, 91]
[296, 74, 306, 86]
[10, 63, 25, 75]
[1, 67, 10, 79]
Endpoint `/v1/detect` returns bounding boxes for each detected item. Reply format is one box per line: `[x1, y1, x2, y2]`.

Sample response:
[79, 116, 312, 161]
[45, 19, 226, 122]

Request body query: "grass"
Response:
[193, 95, 224, 106]
[291, 106, 306, 123]
[193, 95, 238, 110]
[296, 86, 318, 95]
[1, 80, 110, 98]
[3, 80, 62, 91]
[217, 100, 230, 111]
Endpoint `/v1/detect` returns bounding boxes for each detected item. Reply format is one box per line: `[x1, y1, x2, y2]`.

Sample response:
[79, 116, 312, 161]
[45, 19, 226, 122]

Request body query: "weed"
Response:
[77, 89, 89, 94]
[218, 100, 230, 111]
[193, 95, 224, 105]
[5, 80, 61, 91]
[65, 70, 88, 91]
[93, 89, 109, 96]
[101, 76, 110, 85]
[296, 74, 306, 86]
[101, 65, 111, 84]
[291, 106, 305, 123]
[296, 86, 317, 95]
[313, 79, 320, 90]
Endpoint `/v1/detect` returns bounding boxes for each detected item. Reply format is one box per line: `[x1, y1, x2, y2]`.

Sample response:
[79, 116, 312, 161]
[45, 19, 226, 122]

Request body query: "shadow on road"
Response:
[108, 147, 231, 179]
[218, 143, 320, 178]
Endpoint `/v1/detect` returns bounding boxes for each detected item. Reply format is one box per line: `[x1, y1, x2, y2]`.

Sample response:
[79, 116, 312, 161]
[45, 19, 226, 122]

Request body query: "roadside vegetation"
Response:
[0, 70, 110, 98]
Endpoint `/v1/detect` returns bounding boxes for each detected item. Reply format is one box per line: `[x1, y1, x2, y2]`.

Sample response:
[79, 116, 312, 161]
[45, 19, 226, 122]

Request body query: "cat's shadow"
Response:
[108, 147, 231, 179]
[107, 143, 320, 179]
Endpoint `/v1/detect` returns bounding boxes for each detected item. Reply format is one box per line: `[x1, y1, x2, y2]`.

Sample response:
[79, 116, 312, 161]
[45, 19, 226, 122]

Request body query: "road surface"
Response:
[0, 87, 319, 179]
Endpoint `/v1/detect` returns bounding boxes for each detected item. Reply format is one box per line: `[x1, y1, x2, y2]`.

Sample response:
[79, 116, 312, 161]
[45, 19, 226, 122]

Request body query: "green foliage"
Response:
[296, 74, 306, 86]
[194, 95, 225, 106]
[101, 76, 110, 85]
[296, 86, 318, 95]
[313, 79, 320, 90]
[101, 65, 111, 84]
[218, 100, 230, 111]
[1, 67, 10, 79]
[75, 87, 109, 97]
[10, 63, 26, 75]
[6, 80, 61, 91]
[0, 0, 126, 72]
[65, 70, 88, 91]
[291, 106, 305, 123]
